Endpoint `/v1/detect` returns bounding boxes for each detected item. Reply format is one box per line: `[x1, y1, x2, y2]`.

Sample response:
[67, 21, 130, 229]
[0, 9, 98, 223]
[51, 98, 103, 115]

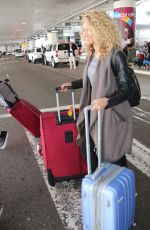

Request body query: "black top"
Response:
[68, 47, 76, 57]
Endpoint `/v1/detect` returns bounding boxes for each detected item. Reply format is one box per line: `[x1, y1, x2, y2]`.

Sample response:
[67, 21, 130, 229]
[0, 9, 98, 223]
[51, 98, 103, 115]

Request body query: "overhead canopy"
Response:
[0, 0, 145, 46]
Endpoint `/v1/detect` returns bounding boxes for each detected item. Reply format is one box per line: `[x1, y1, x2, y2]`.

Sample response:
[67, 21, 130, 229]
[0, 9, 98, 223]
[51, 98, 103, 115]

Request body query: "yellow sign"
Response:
[21, 43, 27, 47]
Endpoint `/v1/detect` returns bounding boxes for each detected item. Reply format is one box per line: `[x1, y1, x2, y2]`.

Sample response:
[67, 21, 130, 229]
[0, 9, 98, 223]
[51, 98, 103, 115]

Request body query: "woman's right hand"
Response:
[60, 82, 72, 92]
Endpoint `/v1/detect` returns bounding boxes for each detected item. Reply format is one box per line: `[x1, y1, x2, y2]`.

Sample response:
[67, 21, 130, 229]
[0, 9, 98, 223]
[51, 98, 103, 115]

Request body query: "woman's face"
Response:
[82, 18, 94, 47]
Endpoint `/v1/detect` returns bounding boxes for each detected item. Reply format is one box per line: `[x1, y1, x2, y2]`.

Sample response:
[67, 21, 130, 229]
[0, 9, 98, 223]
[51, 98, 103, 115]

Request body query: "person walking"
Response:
[61, 10, 132, 172]
[68, 43, 76, 69]
[41, 45, 46, 65]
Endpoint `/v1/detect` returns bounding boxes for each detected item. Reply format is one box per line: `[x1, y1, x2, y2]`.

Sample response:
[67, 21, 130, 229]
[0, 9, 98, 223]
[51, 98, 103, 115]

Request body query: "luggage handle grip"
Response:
[55, 86, 74, 92]
[84, 106, 104, 175]
[55, 86, 76, 123]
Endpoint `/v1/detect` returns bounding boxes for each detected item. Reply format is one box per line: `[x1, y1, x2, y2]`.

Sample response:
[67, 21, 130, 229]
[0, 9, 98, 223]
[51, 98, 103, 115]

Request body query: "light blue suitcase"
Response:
[81, 106, 136, 230]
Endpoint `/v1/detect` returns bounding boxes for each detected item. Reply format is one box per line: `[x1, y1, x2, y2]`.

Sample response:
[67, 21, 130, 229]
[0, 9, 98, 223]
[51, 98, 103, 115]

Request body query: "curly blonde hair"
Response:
[80, 10, 121, 58]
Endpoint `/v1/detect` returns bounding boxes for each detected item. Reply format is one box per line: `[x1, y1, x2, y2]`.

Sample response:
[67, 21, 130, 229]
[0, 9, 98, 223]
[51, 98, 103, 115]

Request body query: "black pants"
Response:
[42, 54, 45, 64]
[80, 134, 127, 173]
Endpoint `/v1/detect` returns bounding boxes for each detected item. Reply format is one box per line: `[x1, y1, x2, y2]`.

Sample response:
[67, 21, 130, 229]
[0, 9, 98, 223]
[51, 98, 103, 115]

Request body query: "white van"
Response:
[28, 48, 42, 64]
[44, 42, 80, 68]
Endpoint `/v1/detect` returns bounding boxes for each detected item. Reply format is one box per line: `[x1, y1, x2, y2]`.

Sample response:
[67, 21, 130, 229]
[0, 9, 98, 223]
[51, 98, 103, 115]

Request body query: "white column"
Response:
[47, 31, 58, 44]
[113, 0, 136, 49]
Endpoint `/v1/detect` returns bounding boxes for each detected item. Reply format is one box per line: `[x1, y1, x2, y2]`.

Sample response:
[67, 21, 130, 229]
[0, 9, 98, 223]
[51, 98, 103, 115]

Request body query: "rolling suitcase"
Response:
[40, 86, 87, 186]
[0, 79, 41, 138]
[8, 99, 41, 138]
[81, 106, 136, 230]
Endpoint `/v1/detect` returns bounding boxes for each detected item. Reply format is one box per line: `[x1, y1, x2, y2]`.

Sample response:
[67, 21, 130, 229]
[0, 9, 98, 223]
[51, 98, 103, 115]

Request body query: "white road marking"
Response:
[6, 73, 10, 79]
[141, 96, 150, 102]
[1, 57, 14, 60]
[43, 65, 81, 80]
[134, 106, 150, 115]
[0, 113, 11, 119]
[133, 115, 150, 124]
[0, 105, 80, 119]
[134, 68, 150, 75]
[41, 104, 79, 112]
[127, 139, 150, 178]
[132, 102, 150, 124]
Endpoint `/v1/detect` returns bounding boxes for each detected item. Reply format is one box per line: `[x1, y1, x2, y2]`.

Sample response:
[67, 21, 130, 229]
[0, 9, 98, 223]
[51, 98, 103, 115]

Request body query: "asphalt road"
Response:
[0, 56, 150, 230]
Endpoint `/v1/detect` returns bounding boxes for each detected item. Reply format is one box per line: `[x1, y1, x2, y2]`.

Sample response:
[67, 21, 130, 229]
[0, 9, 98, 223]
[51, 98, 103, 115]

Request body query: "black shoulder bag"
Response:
[112, 60, 141, 107]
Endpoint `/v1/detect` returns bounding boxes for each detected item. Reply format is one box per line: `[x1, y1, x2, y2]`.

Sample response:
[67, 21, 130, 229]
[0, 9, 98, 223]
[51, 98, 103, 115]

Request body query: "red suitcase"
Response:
[40, 87, 87, 186]
[8, 99, 41, 138]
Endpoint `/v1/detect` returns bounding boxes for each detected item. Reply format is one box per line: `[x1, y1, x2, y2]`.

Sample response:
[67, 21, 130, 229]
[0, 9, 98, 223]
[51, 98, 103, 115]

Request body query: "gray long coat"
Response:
[76, 50, 133, 162]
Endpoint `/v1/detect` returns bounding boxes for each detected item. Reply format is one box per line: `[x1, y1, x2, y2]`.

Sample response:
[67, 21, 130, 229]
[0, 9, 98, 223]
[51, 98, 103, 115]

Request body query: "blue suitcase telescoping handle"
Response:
[84, 106, 104, 175]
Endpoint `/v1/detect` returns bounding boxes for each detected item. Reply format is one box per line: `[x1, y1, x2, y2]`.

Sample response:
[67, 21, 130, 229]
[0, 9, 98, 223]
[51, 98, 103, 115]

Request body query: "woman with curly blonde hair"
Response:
[61, 10, 132, 172]
[80, 10, 121, 58]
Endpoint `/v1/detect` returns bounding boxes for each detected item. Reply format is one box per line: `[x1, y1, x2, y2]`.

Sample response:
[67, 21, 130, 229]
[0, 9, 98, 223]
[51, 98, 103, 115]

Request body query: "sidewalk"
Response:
[132, 66, 150, 76]
[79, 57, 150, 76]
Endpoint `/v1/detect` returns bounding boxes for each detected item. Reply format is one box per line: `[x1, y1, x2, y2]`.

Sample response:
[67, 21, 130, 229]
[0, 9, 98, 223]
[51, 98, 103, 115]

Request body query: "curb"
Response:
[79, 59, 150, 76]
[118, 62, 150, 76]
[133, 68, 150, 76]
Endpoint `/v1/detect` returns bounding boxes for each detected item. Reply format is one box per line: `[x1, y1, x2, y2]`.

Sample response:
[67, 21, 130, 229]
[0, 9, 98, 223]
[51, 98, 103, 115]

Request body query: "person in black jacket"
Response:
[61, 10, 132, 172]
[41, 45, 46, 65]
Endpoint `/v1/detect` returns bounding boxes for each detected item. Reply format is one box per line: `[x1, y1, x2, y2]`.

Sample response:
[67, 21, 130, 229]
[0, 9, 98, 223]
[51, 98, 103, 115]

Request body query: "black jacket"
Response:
[71, 51, 130, 108]
[68, 47, 76, 57]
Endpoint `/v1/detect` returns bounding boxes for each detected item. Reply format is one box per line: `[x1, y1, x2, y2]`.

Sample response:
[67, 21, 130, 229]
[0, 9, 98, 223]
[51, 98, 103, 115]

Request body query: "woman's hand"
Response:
[60, 82, 71, 92]
[91, 97, 109, 111]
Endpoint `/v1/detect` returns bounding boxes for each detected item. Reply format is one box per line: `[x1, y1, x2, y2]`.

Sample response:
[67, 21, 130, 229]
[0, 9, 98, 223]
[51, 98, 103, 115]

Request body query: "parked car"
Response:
[5, 51, 13, 55]
[14, 49, 24, 58]
[27, 48, 42, 64]
[44, 42, 80, 68]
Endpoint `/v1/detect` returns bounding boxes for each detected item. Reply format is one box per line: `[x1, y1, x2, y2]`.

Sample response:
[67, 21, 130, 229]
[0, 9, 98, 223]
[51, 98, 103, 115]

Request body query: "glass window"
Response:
[48, 45, 52, 51]
[16, 49, 22, 53]
[53, 44, 57, 50]
[58, 44, 69, 50]
[36, 48, 41, 52]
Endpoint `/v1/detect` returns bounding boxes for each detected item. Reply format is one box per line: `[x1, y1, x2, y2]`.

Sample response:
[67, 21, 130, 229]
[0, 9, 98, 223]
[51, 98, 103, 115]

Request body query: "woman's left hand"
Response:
[91, 97, 109, 111]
